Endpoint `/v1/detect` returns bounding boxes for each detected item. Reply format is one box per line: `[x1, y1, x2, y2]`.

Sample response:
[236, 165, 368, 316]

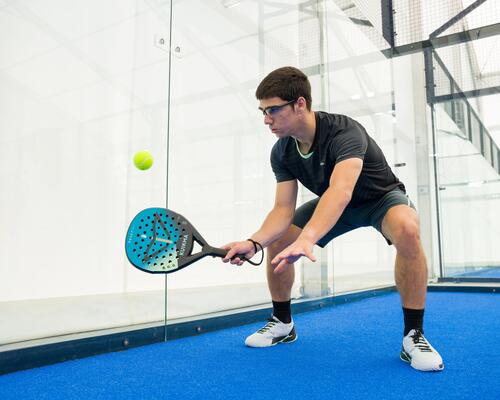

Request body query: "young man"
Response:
[222, 66, 444, 372]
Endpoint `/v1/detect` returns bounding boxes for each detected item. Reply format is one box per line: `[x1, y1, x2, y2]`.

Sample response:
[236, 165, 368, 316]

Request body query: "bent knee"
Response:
[392, 221, 421, 255]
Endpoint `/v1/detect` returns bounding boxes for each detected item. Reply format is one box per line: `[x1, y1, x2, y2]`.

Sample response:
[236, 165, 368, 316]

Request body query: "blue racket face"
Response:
[125, 208, 193, 273]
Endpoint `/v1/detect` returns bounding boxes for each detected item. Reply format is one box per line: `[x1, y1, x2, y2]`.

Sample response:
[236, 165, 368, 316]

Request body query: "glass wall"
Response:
[432, 41, 500, 279]
[0, 0, 170, 348]
[434, 100, 500, 278]
[324, 1, 412, 293]
[164, 0, 282, 320]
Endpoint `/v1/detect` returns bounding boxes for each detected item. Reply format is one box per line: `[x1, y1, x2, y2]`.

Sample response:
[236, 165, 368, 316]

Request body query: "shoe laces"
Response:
[257, 318, 278, 333]
[410, 329, 433, 352]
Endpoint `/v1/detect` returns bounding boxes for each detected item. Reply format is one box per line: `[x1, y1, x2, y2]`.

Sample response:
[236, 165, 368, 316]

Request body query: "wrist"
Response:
[298, 229, 318, 244]
[249, 234, 266, 249]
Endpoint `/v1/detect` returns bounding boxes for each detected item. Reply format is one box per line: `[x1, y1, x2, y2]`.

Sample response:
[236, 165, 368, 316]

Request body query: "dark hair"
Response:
[255, 66, 312, 110]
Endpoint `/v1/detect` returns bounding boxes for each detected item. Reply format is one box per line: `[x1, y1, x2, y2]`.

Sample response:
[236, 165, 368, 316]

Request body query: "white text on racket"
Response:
[141, 234, 172, 244]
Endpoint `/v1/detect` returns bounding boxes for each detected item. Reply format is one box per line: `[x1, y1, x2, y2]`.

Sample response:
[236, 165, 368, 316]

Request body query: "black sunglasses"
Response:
[259, 99, 296, 117]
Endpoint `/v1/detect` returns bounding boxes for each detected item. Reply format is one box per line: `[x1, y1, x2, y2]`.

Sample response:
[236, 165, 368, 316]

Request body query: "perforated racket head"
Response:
[125, 208, 198, 274]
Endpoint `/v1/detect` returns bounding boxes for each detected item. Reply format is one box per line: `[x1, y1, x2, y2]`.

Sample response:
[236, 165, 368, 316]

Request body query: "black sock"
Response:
[272, 300, 291, 323]
[403, 307, 424, 336]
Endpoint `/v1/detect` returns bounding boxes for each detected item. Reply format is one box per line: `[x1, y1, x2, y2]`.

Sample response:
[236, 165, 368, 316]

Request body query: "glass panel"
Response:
[435, 100, 500, 278]
[325, 1, 398, 293]
[0, 1, 169, 349]
[165, 0, 327, 327]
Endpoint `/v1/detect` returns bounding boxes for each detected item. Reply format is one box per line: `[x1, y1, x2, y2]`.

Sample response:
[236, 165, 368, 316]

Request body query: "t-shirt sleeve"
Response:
[270, 142, 295, 182]
[330, 122, 368, 163]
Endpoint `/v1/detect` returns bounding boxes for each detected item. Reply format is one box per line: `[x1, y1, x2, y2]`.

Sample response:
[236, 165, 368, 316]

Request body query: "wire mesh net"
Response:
[392, 0, 500, 46]
[433, 36, 500, 96]
[332, 0, 391, 50]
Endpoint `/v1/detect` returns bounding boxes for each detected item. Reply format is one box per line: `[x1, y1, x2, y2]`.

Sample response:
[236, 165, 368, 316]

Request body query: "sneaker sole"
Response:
[271, 328, 298, 346]
[400, 350, 445, 372]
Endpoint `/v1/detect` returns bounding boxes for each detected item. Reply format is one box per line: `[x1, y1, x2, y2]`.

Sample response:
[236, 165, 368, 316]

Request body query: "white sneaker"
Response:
[245, 316, 297, 348]
[401, 329, 444, 372]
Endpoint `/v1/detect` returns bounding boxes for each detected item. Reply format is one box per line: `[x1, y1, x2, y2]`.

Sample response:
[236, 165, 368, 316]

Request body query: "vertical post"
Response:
[300, 0, 330, 298]
[381, 0, 395, 47]
[467, 103, 472, 141]
[429, 103, 445, 279]
[164, 0, 175, 343]
[423, 48, 435, 105]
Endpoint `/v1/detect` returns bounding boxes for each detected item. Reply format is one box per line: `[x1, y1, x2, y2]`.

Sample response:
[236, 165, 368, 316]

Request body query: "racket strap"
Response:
[246, 239, 264, 266]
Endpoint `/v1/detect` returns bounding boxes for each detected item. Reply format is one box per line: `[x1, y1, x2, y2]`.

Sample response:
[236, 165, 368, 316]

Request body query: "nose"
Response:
[264, 114, 273, 125]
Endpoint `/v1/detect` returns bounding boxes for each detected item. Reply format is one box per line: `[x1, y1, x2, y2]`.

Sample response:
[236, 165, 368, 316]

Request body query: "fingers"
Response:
[304, 248, 317, 262]
[274, 259, 289, 274]
[223, 249, 237, 262]
[271, 254, 282, 266]
[225, 251, 249, 264]
[271, 243, 317, 273]
[222, 244, 242, 263]
[222, 241, 253, 265]
[271, 251, 298, 266]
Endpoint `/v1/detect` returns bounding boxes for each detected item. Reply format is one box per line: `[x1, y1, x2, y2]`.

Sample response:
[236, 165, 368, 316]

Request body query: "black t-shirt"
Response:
[270, 111, 405, 207]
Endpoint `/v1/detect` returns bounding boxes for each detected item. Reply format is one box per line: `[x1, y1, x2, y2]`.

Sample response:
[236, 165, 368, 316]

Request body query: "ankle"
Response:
[272, 300, 292, 323]
[403, 307, 424, 336]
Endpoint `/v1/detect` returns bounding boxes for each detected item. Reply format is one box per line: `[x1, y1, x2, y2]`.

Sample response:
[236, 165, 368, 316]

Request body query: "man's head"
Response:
[255, 66, 312, 110]
[255, 67, 313, 137]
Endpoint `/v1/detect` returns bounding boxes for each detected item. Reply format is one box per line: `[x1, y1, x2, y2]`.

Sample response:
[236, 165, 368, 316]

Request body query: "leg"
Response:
[381, 204, 444, 371]
[244, 224, 301, 348]
[266, 224, 302, 301]
[245, 197, 358, 348]
[381, 205, 427, 309]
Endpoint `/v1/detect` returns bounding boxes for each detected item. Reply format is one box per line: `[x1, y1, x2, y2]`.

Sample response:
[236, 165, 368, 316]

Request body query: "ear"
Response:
[295, 97, 307, 111]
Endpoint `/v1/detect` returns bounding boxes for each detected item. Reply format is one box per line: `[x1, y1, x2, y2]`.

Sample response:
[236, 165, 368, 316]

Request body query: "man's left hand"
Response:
[271, 238, 317, 274]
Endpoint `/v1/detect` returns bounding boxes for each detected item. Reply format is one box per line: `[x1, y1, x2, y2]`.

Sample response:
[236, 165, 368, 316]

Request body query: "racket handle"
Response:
[207, 246, 246, 260]
[207, 247, 228, 258]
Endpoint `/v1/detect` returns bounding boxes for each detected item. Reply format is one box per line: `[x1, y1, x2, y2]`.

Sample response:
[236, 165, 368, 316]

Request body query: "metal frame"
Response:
[438, 277, 500, 283]
[382, 22, 500, 58]
[429, 283, 500, 292]
[429, 0, 489, 38]
[381, 0, 395, 47]
[434, 85, 500, 102]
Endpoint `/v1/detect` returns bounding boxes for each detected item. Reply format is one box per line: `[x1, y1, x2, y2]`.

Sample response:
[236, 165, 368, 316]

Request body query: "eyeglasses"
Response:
[259, 99, 296, 117]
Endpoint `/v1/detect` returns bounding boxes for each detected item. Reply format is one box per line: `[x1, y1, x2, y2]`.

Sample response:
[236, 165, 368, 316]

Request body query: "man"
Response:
[222, 66, 444, 372]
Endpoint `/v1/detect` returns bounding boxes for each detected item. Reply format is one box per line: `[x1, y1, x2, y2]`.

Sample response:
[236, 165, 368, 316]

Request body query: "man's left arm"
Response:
[271, 157, 363, 273]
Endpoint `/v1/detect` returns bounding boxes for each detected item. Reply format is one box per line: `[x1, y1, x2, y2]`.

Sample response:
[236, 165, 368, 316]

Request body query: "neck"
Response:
[293, 111, 316, 153]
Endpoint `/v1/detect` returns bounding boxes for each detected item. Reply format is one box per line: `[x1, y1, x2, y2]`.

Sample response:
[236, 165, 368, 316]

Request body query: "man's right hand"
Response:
[221, 240, 257, 266]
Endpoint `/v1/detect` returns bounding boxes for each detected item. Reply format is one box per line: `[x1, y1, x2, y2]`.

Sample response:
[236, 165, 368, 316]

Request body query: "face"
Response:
[258, 97, 301, 138]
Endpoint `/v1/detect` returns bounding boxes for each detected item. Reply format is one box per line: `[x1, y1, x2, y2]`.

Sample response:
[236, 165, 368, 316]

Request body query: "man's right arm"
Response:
[250, 179, 298, 248]
[222, 180, 298, 263]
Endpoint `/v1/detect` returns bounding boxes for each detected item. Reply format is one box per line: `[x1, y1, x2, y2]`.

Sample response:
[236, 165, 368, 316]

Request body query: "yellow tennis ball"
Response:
[133, 150, 154, 170]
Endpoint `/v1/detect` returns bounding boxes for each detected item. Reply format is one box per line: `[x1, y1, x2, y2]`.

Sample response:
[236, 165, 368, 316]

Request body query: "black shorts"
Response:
[292, 188, 416, 247]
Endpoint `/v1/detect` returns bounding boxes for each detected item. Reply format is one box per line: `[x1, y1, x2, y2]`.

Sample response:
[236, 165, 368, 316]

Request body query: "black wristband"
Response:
[247, 238, 263, 254]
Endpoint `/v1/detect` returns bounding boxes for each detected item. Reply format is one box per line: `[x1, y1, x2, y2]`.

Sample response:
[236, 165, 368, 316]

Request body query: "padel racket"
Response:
[125, 208, 260, 274]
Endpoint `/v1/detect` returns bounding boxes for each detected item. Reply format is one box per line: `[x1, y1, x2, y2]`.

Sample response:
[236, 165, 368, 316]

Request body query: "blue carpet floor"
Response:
[1, 292, 499, 400]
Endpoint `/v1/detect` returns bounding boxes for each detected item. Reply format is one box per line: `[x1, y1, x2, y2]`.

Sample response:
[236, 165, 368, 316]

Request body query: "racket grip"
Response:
[207, 247, 246, 260]
[208, 247, 228, 258]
